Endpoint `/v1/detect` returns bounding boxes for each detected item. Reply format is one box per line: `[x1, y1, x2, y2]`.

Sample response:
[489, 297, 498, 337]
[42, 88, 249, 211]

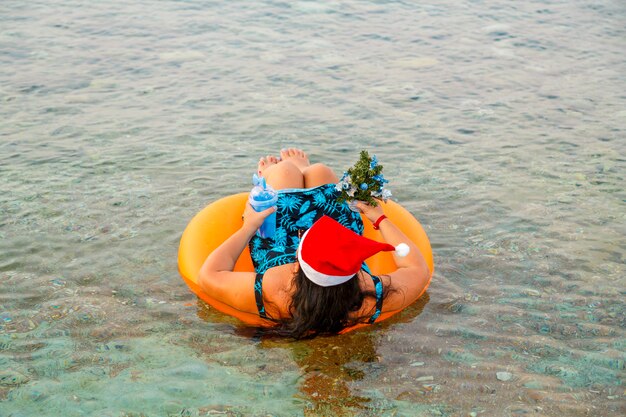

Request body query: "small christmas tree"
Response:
[336, 150, 391, 207]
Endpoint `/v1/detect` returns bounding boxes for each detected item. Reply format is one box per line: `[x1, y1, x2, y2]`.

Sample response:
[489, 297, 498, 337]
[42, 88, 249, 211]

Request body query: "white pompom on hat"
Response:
[297, 215, 410, 287]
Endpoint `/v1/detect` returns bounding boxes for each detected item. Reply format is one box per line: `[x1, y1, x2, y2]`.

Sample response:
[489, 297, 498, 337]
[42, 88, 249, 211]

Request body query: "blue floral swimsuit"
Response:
[248, 183, 384, 323]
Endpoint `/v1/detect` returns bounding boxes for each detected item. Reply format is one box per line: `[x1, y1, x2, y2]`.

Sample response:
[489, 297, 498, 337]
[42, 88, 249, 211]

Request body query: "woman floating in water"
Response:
[199, 148, 430, 338]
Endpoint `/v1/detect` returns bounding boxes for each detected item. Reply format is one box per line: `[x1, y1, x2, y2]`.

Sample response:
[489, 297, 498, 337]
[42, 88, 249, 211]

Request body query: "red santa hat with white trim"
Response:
[297, 215, 410, 287]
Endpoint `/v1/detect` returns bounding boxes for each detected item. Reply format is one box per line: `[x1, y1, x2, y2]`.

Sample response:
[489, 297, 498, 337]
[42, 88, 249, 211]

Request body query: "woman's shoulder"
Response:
[357, 270, 376, 291]
[262, 264, 296, 317]
[345, 271, 378, 319]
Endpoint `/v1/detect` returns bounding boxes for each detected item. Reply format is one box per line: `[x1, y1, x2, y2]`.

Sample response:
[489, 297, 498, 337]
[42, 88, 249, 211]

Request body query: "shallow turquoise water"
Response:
[1, 0, 624, 416]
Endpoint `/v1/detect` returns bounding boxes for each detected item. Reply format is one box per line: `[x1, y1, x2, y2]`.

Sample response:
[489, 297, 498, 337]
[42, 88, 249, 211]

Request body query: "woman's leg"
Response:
[259, 155, 304, 190]
[302, 163, 339, 188]
[277, 148, 338, 188]
[279, 148, 309, 171]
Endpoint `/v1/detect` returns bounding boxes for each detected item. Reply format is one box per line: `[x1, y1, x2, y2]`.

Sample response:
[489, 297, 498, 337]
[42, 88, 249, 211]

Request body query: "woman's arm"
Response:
[201, 202, 275, 274]
[355, 201, 430, 311]
[200, 225, 257, 275]
[198, 203, 276, 312]
[355, 201, 427, 272]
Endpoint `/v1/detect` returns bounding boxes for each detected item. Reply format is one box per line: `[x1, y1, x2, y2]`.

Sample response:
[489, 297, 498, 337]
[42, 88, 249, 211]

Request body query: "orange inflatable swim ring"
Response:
[178, 193, 434, 331]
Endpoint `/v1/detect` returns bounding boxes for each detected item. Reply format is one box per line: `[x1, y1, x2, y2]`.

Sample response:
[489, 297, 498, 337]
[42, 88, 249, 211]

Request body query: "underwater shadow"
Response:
[248, 293, 431, 416]
[194, 292, 430, 415]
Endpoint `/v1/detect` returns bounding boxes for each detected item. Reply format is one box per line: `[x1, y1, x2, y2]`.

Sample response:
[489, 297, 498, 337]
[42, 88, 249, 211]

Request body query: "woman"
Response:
[199, 148, 430, 338]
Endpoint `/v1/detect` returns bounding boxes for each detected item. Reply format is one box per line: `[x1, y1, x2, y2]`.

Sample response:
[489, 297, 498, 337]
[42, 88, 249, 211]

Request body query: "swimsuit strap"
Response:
[368, 274, 384, 323]
[254, 273, 267, 318]
[361, 263, 383, 323]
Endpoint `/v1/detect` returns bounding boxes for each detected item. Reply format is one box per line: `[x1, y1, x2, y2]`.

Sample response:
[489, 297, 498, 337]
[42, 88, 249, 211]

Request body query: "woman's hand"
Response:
[242, 202, 276, 232]
[354, 200, 385, 223]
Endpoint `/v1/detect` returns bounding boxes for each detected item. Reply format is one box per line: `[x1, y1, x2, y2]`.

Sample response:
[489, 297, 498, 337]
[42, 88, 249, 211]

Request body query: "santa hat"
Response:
[297, 216, 410, 287]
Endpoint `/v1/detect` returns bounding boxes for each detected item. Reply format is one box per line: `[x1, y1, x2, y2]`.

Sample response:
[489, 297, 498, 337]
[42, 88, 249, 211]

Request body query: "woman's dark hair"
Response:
[270, 267, 390, 339]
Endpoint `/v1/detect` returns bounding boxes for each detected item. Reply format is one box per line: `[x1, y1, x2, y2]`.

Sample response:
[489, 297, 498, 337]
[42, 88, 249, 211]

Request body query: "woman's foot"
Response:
[280, 148, 310, 171]
[258, 155, 279, 176]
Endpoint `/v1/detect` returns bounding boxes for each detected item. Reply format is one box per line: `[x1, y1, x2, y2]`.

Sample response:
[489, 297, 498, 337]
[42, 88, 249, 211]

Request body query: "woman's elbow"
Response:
[198, 267, 216, 294]
[399, 263, 430, 283]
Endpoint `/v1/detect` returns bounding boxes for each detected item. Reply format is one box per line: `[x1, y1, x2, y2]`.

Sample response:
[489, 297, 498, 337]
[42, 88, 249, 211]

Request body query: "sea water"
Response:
[1, 0, 624, 416]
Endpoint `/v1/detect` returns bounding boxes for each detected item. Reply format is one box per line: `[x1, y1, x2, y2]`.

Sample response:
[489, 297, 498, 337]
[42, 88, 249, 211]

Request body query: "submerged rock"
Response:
[496, 371, 513, 381]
